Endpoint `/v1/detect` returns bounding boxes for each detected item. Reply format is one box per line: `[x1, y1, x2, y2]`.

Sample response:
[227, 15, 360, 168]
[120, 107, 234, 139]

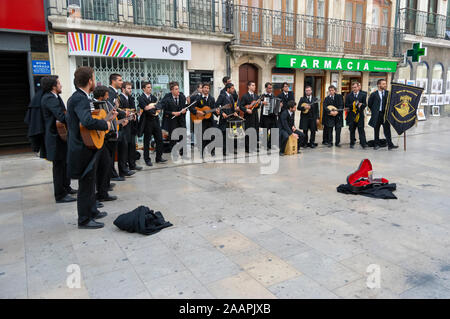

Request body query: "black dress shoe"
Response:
[98, 195, 117, 202]
[78, 220, 104, 229]
[328, 143, 333, 147]
[310, 144, 317, 149]
[361, 144, 368, 149]
[111, 176, 125, 182]
[335, 144, 341, 148]
[56, 195, 77, 203]
[130, 165, 143, 171]
[156, 158, 168, 163]
[350, 144, 355, 149]
[93, 211, 108, 220]
[96, 201, 104, 208]
[110, 183, 116, 188]
[313, 143, 318, 147]
[322, 141, 328, 145]
[374, 145, 380, 150]
[388, 145, 399, 150]
[66, 188, 78, 195]
[121, 170, 135, 177]
[145, 160, 153, 167]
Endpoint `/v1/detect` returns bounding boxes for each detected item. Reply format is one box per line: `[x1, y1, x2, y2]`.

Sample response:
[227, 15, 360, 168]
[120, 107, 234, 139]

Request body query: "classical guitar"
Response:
[190, 103, 233, 124]
[80, 102, 117, 150]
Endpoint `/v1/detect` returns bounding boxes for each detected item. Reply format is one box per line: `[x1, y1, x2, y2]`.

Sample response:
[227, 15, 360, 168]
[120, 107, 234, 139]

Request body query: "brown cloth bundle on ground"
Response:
[113, 206, 173, 235]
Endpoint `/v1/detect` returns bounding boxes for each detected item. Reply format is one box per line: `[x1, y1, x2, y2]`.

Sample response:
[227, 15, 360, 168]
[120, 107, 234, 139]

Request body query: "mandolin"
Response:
[239, 95, 263, 117]
[190, 103, 233, 124]
[301, 98, 320, 114]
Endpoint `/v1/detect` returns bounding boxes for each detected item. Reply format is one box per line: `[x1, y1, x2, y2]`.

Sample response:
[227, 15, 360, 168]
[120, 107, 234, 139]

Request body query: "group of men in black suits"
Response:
[320, 80, 398, 150]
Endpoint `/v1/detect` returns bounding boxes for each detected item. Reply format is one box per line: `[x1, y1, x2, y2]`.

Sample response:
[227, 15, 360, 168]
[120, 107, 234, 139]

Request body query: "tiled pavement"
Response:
[1, 117, 450, 299]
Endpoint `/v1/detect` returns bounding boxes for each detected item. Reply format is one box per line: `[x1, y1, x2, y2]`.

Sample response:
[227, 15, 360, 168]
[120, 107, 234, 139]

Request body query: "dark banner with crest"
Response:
[385, 83, 424, 135]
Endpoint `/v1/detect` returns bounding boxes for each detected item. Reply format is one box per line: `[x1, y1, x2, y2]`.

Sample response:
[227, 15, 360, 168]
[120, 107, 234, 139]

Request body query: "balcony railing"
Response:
[398, 8, 448, 39]
[49, 0, 233, 34]
[232, 5, 395, 57]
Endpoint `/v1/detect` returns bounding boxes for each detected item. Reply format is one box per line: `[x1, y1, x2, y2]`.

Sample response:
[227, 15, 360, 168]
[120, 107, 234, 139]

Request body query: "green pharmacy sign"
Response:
[276, 55, 397, 73]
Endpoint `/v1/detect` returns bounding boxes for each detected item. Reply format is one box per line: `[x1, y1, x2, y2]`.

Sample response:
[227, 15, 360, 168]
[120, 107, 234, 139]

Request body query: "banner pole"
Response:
[404, 131, 406, 151]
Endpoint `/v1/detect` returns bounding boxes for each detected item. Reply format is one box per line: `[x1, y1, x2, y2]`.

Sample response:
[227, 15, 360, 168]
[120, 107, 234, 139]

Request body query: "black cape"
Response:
[24, 89, 46, 157]
[337, 183, 397, 199]
[113, 206, 173, 235]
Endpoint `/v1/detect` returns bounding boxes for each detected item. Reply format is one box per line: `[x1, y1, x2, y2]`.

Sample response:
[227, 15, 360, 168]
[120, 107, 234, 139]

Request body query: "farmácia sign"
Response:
[276, 54, 397, 73]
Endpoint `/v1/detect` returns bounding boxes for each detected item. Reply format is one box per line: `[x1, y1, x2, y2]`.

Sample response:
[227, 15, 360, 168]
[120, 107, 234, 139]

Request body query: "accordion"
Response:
[262, 97, 281, 116]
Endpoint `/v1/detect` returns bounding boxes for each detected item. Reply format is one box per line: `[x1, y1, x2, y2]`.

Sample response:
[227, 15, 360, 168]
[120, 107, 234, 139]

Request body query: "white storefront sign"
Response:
[68, 32, 191, 60]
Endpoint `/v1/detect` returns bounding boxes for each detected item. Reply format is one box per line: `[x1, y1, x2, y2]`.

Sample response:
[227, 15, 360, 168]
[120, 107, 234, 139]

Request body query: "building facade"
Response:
[47, 0, 233, 103]
[0, 0, 49, 148]
[228, 0, 402, 108]
[394, 0, 450, 117]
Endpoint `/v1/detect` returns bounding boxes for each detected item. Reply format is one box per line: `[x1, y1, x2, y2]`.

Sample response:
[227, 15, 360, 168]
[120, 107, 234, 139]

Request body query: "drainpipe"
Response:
[225, 42, 231, 77]
[394, 0, 401, 58]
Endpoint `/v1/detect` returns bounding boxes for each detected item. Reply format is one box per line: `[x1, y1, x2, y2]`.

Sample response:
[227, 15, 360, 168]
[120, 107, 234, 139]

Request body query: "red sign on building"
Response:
[0, 0, 46, 33]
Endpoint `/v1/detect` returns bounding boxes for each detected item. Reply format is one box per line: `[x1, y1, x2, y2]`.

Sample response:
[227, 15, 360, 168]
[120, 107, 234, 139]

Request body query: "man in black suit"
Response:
[277, 82, 295, 112]
[323, 85, 344, 147]
[138, 82, 166, 166]
[190, 82, 216, 156]
[108, 73, 135, 178]
[216, 83, 238, 156]
[40, 76, 76, 203]
[259, 82, 279, 149]
[368, 79, 398, 150]
[161, 81, 187, 156]
[67, 67, 117, 229]
[92, 86, 118, 203]
[239, 81, 260, 153]
[298, 86, 320, 148]
[345, 82, 368, 149]
[120, 81, 142, 171]
[220, 76, 239, 103]
[279, 100, 304, 155]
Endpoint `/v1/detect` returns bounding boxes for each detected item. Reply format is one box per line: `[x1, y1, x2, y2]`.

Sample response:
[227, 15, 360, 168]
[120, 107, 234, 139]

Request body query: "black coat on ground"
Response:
[113, 206, 173, 235]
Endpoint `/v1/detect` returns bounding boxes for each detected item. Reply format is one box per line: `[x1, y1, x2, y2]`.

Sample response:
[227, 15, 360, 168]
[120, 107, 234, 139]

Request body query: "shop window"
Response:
[76, 56, 184, 103]
[369, 72, 387, 93]
[416, 62, 428, 93]
[431, 63, 444, 94]
[397, 62, 412, 83]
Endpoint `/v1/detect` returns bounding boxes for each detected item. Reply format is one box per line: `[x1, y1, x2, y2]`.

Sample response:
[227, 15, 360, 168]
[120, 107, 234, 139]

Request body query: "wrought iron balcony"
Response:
[48, 0, 233, 34]
[398, 8, 448, 39]
[231, 5, 396, 57]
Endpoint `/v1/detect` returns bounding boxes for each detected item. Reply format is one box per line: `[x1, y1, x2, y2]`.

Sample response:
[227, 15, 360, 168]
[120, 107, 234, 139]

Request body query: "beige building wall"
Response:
[48, 32, 72, 103]
[187, 42, 227, 98]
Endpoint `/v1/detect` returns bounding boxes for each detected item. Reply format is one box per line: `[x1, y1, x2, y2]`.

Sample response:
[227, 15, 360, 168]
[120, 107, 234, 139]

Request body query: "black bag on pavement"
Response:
[113, 205, 173, 235]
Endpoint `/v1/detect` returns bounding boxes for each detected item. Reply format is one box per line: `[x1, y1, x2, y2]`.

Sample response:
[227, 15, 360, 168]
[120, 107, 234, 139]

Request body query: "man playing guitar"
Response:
[67, 67, 117, 229]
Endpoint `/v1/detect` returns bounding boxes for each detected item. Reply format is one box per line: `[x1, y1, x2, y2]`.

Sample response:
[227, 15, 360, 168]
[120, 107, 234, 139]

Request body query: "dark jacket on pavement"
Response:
[113, 206, 173, 235]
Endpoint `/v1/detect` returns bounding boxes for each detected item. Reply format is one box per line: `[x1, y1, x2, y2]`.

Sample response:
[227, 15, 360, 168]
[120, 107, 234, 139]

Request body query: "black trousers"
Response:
[326, 126, 342, 145]
[280, 130, 304, 153]
[117, 132, 129, 176]
[168, 118, 186, 155]
[302, 119, 316, 146]
[349, 122, 367, 146]
[260, 116, 278, 149]
[144, 118, 163, 161]
[244, 114, 259, 152]
[96, 146, 111, 198]
[128, 134, 137, 169]
[52, 159, 70, 201]
[193, 120, 213, 154]
[105, 140, 118, 178]
[77, 168, 98, 225]
[374, 116, 394, 147]
[322, 125, 329, 144]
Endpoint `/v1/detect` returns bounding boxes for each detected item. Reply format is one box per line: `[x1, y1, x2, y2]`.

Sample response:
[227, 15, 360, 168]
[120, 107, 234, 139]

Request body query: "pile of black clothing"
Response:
[113, 206, 172, 235]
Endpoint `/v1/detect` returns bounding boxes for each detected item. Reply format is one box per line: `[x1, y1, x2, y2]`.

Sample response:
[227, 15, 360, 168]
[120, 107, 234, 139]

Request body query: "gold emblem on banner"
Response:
[394, 95, 414, 118]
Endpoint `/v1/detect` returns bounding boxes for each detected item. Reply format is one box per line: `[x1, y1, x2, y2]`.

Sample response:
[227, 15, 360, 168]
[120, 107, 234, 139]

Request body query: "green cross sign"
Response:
[406, 43, 426, 63]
